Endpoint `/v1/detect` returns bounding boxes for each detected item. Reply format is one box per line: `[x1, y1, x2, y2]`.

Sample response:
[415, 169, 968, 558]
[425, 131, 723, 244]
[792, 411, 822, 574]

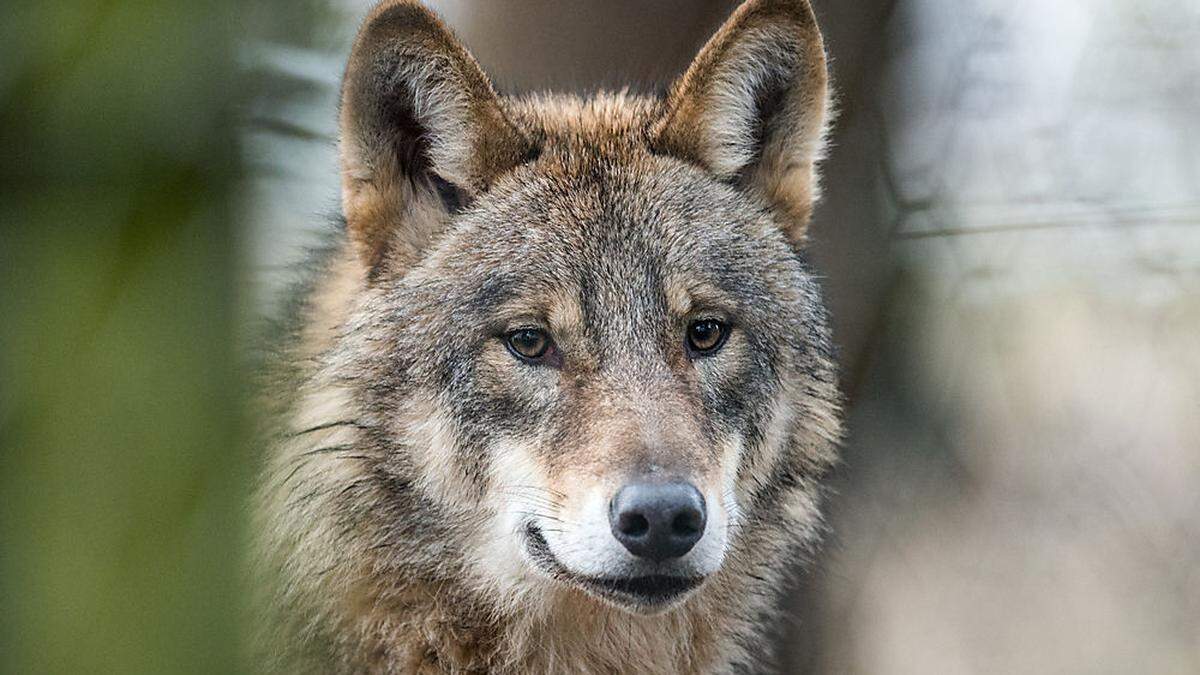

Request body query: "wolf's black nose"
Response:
[609, 481, 706, 562]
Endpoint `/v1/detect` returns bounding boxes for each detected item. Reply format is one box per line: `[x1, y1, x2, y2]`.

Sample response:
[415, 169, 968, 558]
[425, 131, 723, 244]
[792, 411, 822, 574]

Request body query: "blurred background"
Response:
[3, 0, 1197, 672]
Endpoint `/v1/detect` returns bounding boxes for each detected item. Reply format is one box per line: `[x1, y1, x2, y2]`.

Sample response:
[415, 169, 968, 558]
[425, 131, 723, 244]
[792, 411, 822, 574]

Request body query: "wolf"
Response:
[253, 0, 841, 672]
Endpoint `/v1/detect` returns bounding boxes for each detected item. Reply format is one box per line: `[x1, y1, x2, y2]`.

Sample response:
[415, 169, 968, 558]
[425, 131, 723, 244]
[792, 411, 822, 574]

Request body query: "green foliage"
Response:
[0, 1, 312, 672]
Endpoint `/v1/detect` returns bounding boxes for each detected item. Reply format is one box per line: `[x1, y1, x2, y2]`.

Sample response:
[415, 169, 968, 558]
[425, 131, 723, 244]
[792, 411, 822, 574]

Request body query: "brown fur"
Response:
[254, 1, 840, 672]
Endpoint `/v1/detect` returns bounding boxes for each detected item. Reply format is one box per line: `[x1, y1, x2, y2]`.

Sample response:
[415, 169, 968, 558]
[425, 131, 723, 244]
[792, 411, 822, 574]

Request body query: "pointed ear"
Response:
[339, 1, 536, 274]
[651, 0, 830, 244]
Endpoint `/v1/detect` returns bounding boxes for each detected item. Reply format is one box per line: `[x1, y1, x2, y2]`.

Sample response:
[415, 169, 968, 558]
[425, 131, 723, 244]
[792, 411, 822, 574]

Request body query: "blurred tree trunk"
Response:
[427, 0, 741, 92]
[0, 2, 251, 673]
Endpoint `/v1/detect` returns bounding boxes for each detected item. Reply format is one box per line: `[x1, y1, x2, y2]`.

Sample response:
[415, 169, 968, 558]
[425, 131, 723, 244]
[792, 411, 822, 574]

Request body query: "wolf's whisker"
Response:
[297, 444, 358, 458]
[287, 419, 366, 437]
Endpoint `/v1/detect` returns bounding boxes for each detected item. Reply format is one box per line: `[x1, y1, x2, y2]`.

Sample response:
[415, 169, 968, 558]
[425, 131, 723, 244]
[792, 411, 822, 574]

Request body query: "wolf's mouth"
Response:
[523, 524, 705, 610]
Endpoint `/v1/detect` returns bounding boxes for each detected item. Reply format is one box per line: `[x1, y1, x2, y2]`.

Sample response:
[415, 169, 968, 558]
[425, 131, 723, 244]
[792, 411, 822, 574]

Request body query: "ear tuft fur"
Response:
[339, 0, 536, 274]
[651, 0, 831, 244]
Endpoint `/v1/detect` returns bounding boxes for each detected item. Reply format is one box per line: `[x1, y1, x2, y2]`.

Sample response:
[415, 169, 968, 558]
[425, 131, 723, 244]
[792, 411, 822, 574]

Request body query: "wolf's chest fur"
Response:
[254, 1, 841, 673]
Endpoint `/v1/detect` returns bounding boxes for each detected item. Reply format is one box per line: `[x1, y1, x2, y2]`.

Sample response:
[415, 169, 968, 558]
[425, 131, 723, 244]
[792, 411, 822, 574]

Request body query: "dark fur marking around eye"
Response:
[519, 141, 543, 166]
[462, 274, 516, 319]
[430, 173, 467, 214]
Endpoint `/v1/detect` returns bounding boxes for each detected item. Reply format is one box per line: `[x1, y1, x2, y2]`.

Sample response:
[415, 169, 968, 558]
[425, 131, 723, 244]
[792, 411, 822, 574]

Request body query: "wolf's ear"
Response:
[651, 0, 830, 244]
[339, 1, 536, 274]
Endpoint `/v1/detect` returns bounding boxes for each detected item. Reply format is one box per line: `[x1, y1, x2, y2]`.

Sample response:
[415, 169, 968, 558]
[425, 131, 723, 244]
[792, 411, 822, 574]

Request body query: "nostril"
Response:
[618, 512, 650, 537]
[672, 510, 702, 536]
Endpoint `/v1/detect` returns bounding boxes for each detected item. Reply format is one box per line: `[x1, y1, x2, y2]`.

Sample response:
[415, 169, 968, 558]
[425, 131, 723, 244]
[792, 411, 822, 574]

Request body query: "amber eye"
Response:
[686, 319, 729, 357]
[505, 328, 552, 361]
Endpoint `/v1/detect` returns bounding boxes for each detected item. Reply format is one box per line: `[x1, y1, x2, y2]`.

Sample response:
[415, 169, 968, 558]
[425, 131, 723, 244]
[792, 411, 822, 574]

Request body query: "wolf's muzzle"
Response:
[609, 481, 706, 562]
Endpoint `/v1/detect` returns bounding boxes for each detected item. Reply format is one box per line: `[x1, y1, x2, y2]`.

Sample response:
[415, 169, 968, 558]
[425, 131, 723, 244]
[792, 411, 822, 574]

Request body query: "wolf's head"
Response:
[311, 0, 839, 616]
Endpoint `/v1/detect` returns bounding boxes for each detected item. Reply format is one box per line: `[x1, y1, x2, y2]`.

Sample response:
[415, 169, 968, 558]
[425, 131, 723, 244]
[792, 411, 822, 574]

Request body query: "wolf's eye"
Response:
[505, 328, 552, 362]
[686, 319, 730, 357]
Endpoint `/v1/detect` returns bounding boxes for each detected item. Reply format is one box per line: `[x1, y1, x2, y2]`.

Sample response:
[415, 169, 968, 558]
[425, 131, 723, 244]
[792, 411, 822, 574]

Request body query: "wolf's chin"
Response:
[522, 524, 706, 613]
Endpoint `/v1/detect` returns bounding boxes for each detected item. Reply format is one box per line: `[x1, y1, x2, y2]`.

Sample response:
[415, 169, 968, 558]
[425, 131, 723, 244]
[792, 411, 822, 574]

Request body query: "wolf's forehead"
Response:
[470, 230, 697, 325]
[505, 91, 660, 143]
[455, 189, 757, 347]
[477, 177, 729, 285]
[463, 160, 770, 306]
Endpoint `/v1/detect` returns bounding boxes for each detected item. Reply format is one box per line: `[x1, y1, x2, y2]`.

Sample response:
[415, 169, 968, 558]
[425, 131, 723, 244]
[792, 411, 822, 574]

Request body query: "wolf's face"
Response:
[326, 0, 839, 614]
[361, 152, 834, 611]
